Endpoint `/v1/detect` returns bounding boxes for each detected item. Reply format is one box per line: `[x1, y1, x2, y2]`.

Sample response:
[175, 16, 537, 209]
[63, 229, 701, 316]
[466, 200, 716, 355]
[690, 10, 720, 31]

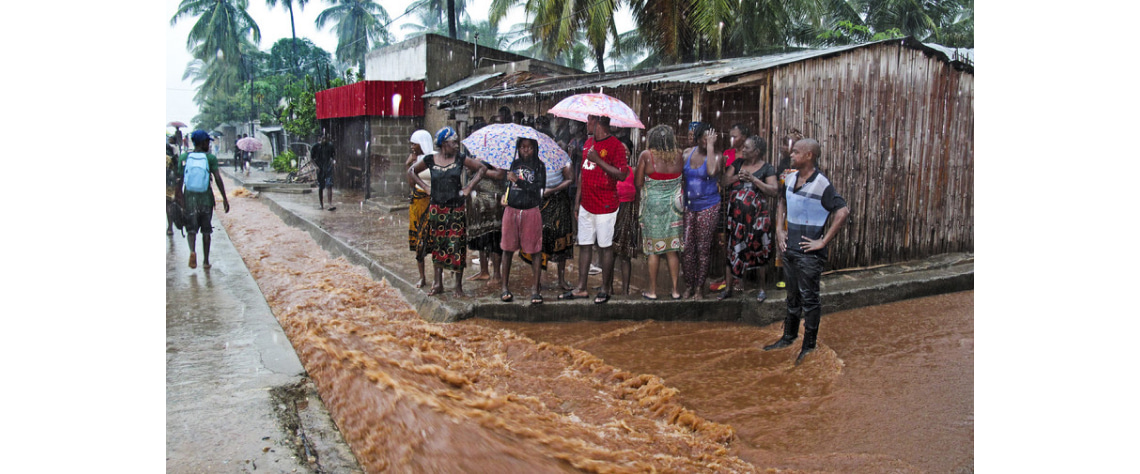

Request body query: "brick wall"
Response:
[368, 116, 424, 198]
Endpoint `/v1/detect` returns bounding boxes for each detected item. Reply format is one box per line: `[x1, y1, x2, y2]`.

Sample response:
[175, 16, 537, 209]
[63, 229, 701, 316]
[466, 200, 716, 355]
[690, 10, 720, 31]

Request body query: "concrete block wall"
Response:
[368, 116, 423, 198]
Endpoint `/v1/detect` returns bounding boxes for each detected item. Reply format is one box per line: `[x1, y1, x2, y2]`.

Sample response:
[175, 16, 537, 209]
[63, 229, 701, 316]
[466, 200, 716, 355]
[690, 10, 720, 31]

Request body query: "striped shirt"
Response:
[784, 169, 846, 258]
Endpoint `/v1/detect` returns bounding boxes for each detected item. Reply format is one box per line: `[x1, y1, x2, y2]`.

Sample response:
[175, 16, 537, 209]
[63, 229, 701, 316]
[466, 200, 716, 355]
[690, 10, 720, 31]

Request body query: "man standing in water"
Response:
[764, 138, 849, 365]
[177, 130, 230, 269]
[312, 134, 336, 211]
[559, 115, 629, 304]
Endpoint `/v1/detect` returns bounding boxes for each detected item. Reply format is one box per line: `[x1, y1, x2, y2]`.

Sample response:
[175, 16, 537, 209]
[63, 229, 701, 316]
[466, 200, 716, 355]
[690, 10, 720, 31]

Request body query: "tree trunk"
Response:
[289, 6, 299, 73]
[448, 0, 457, 39]
[594, 43, 606, 74]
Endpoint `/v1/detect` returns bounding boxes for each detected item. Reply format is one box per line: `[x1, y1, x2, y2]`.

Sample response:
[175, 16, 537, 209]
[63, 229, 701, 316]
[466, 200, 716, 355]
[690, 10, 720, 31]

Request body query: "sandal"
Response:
[594, 292, 610, 304]
[716, 290, 733, 301]
[530, 294, 543, 305]
[756, 290, 767, 303]
[558, 291, 583, 301]
[641, 292, 658, 301]
[501, 290, 514, 302]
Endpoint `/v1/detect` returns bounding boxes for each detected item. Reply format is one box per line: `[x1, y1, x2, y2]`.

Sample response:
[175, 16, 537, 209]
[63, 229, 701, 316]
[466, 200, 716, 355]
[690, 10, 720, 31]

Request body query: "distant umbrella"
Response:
[236, 137, 263, 152]
[547, 93, 645, 129]
[168, 121, 188, 128]
[209, 130, 224, 137]
[461, 123, 570, 173]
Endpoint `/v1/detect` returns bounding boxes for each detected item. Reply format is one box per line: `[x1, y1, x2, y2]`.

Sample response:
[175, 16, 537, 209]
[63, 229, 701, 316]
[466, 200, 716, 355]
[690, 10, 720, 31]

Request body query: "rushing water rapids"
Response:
[217, 182, 972, 472]
[218, 187, 759, 473]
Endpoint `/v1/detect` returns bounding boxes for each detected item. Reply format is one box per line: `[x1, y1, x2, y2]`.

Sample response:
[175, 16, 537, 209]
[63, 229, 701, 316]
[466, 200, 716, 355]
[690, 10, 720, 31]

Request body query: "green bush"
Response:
[272, 150, 298, 173]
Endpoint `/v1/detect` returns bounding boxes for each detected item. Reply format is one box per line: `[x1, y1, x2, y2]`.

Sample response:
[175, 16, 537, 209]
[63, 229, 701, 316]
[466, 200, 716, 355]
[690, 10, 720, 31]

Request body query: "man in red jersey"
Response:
[559, 115, 629, 304]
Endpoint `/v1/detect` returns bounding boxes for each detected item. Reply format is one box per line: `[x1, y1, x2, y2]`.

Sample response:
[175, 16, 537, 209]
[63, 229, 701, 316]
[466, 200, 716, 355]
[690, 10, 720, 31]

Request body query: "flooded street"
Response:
[218, 184, 757, 473]
[218, 176, 971, 472]
[468, 291, 974, 472]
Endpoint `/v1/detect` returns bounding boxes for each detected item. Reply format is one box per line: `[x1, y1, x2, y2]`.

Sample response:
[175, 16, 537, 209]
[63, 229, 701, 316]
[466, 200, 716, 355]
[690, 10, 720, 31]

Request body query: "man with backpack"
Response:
[177, 130, 230, 269]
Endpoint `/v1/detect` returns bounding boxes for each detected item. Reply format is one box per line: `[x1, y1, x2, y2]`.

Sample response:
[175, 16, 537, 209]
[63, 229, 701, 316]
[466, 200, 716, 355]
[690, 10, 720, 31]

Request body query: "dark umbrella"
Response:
[168, 121, 188, 128]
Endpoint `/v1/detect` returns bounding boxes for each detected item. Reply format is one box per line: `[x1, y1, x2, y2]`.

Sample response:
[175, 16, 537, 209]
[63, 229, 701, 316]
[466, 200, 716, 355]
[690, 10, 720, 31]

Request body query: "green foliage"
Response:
[272, 150, 299, 172]
[280, 79, 319, 140]
[314, 0, 394, 73]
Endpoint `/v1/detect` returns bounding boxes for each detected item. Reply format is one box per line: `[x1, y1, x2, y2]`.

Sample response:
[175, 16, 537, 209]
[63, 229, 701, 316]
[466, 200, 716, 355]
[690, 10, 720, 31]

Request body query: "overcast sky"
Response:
[166, 0, 635, 130]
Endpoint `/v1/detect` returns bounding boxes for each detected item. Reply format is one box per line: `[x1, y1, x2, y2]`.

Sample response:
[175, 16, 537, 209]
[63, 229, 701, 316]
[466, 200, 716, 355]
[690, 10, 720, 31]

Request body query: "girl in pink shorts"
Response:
[498, 138, 547, 304]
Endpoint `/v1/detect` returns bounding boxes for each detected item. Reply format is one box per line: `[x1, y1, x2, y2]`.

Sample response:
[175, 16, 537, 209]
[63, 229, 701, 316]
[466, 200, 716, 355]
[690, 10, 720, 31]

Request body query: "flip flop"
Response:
[641, 292, 658, 301]
[756, 290, 767, 303]
[716, 290, 733, 301]
[501, 290, 514, 302]
[530, 294, 543, 305]
[327, 207, 336, 211]
[558, 291, 580, 301]
[671, 293, 682, 300]
[594, 292, 610, 304]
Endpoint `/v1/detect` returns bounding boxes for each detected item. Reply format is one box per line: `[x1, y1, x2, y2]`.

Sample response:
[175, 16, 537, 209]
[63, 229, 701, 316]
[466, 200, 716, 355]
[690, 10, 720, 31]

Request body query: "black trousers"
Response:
[781, 250, 824, 344]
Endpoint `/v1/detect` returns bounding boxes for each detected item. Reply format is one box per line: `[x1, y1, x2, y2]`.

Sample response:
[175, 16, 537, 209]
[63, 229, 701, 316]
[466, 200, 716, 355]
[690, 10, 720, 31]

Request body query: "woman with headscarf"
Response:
[680, 121, 723, 300]
[408, 127, 486, 297]
[718, 135, 778, 301]
[404, 130, 435, 288]
[635, 125, 685, 300]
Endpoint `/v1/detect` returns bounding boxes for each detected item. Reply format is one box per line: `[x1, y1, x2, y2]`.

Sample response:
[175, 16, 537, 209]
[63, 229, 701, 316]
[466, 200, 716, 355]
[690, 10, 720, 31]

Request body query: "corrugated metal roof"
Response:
[466, 38, 971, 100]
[423, 72, 504, 98]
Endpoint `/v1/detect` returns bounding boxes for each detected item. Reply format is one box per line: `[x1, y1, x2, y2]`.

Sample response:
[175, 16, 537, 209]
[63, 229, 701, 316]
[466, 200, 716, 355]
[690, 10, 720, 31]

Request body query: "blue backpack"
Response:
[183, 152, 211, 193]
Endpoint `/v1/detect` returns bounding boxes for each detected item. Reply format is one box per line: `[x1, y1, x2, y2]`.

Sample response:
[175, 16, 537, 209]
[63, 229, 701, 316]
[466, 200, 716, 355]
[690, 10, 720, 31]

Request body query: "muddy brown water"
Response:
[468, 291, 974, 473]
[218, 180, 972, 473]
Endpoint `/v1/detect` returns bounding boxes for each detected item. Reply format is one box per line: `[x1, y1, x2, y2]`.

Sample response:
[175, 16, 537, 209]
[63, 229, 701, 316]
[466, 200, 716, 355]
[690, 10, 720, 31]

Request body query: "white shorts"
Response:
[577, 208, 618, 247]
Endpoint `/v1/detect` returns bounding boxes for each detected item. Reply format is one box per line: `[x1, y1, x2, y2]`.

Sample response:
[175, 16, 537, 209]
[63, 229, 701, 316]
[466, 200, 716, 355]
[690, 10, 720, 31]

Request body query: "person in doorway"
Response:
[718, 135, 778, 301]
[772, 128, 804, 289]
[763, 138, 850, 365]
[177, 130, 230, 269]
[635, 125, 685, 300]
[312, 134, 336, 210]
[498, 137, 547, 304]
[559, 115, 629, 304]
[408, 127, 486, 298]
[404, 130, 435, 288]
[680, 122, 723, 299]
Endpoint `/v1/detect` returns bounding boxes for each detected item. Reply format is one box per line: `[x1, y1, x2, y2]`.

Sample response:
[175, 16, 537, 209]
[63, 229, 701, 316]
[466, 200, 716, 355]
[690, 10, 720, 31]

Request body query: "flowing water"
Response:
[468, 291, 974, 473]
[218, 181, 972, 473]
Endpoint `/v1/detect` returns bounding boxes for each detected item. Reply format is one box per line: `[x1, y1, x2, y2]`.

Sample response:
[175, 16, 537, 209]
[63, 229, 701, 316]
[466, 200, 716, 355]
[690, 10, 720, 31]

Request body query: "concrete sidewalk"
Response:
[222, 167, 974, 326]
[165, 209, 360, 473]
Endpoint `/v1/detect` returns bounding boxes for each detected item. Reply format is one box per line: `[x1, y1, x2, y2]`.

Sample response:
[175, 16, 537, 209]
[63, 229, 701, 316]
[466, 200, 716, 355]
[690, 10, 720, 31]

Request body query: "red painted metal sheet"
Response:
[316, 81, 425, 119]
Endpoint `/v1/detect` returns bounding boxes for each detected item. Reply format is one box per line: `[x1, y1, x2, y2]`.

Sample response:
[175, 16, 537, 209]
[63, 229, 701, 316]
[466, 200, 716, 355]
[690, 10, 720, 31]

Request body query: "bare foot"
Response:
[559, 281, 573, 292]
[426, 285, 444, 296]
[467, 272, 491, 281]
[188, 252, 197, 269]
[415, 277, 426, 288]
[453, 288, 467, 298]
[203, 261, 212, 270]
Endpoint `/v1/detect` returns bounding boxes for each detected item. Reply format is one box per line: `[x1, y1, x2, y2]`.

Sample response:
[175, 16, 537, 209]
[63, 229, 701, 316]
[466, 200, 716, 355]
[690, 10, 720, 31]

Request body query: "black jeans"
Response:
[781, 250, 824, 344]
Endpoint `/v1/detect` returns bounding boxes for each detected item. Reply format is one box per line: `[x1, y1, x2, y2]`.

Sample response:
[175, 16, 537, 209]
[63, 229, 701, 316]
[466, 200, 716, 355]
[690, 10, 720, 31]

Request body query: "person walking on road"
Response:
[177, 130, 230, 269]
[312, 134, 336, 210]
[763, 138, 849, 365]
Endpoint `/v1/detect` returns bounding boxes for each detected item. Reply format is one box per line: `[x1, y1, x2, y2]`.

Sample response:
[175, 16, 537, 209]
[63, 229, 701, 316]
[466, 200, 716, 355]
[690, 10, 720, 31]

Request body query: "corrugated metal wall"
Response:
[771, 42, 974, 269]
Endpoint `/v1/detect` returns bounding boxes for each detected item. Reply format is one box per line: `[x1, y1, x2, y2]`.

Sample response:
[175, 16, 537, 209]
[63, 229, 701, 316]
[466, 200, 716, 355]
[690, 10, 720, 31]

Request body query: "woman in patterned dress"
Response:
[408, 127, 486, 297]
[718, 135, 778, 301]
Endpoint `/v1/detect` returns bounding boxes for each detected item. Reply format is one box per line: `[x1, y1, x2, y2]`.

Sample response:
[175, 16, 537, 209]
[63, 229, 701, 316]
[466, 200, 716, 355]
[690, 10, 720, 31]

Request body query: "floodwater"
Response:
[219, 187, 756, 473]
[468, 292, 975, 473]
[220, 181, 972, 473]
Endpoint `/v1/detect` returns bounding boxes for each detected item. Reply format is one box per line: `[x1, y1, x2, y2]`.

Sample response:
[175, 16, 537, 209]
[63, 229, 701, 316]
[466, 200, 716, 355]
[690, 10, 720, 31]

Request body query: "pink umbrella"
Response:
[236, 137, 262, 152]
[547, 93, 645, 129]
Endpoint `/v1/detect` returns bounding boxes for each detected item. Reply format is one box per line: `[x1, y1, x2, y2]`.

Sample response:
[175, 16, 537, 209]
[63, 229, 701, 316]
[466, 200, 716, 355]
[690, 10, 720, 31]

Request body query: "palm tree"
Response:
[265, 0, 310, 72]
[171, 0, 261, 67]
[490, 0, 622, 73]
[401, 0, 470, 38]
[314, 0, 394, 74]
